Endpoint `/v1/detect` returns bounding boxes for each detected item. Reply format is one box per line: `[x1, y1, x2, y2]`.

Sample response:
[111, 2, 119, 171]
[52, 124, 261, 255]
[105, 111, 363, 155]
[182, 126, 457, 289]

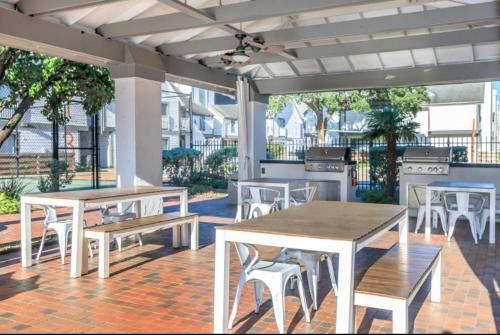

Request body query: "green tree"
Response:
[268, 92, 367, 145]
[0, 45, 114, 146]
[363, 87, 429, 197]
[267, 95, 290, 117]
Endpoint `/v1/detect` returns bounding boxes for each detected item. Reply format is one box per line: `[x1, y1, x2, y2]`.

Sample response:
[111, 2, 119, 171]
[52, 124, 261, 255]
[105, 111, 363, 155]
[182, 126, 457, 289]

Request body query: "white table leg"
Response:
[172, 226, 180, 248]
[284, 184, 290, 209]
[399, 213, 409, 244]
[431, 252, 441, 303]
[489, 190, 495, 244]
[134, 200, 142, 218]
[213, 229, 230, 333]
[181, 190, 189, 247]
[425, 187, 432, 240]
[20, 200, 32, 268]
[236, 182, 242, 222]
[70, 201, 85, 278]
[336, 241, 356, 334]
[190, 216, 199, 251]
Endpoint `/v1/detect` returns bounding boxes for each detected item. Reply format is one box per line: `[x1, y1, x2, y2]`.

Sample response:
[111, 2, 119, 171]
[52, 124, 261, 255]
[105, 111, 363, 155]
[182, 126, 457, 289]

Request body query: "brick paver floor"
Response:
[0, 196, 498, 333]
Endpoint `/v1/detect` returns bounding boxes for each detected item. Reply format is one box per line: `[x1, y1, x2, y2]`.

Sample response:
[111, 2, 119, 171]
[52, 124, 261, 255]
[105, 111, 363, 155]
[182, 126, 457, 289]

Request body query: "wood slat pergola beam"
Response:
[0, 7, 236, 93]
[160, 2, 500, 56]
[202, 26, 500, 66]
[254, 60, 500, 94]
[97, 0, 434, 38]
[16, 0, 125, 16]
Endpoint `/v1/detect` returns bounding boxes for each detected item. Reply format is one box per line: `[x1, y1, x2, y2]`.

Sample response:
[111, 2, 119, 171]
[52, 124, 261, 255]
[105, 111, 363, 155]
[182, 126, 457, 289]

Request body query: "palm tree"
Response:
[364, 107, 420, 198]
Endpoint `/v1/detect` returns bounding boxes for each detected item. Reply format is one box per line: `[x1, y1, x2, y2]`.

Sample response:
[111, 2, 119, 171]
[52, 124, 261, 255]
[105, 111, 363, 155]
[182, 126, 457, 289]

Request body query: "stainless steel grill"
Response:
[402, 147, 451, 175]
[305, 147, 351, 172]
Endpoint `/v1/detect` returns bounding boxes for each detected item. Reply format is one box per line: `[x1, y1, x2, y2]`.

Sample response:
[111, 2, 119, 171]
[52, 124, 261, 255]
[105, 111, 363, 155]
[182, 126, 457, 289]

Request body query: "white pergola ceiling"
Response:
[1, 0, 500, 95]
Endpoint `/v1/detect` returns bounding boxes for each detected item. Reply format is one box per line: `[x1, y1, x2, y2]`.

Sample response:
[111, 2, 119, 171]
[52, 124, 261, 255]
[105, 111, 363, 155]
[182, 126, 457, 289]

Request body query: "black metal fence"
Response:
[0, 101, 107, 193]
[191, 135, 500, 191]
[191, 139, 238, 179]
[267, 136, 500, 191]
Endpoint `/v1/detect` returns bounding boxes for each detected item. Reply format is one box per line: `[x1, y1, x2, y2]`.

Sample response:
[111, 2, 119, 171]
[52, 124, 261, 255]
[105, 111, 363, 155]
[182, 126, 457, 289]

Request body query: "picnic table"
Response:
[214, 201, 408, 333]
[21, 186, 188, 278]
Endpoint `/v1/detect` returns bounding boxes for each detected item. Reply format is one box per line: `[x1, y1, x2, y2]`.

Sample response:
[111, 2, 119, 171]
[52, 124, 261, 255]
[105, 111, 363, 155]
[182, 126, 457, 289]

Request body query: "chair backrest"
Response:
[290, 185, 317, 205]
[412, 185, 442, 206]
[247, 187, 280, 205]
[234, 243, 259, 273]
[444, 192, 485, 213]
[42, 205, 58, 224]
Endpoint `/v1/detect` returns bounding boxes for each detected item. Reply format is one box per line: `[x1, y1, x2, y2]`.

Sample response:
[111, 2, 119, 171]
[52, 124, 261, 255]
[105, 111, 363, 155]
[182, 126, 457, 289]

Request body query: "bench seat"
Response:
[83, 212, 199, 278]
[355, 243, 442, 333]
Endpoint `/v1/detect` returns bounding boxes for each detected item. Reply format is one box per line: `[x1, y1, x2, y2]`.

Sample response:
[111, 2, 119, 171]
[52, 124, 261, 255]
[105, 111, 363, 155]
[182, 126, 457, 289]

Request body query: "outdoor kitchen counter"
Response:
[259, 160, 358, 202]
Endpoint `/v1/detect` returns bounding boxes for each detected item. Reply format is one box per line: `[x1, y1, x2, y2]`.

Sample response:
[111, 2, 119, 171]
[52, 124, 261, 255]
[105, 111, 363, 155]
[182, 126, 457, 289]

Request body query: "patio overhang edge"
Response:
[0, 7, 236, 93]
[254, 61, 500, 95]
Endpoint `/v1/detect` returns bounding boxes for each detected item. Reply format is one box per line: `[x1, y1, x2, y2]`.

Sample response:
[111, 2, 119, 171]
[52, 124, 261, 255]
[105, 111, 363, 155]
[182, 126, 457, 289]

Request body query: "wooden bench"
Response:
[82, 212, 199, 278]
[355, 243, 442, 333]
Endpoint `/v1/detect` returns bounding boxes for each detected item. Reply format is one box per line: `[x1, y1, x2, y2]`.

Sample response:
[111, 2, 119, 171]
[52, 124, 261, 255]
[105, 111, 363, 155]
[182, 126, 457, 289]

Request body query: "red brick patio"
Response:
[0, 197, 498, 333]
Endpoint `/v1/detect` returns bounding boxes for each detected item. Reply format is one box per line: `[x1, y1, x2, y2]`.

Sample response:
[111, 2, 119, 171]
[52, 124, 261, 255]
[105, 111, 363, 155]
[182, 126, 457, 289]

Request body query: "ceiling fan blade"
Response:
[245, 38, 265, 50]
[265, 45, 286, 54]
[221, 54, 234, 61]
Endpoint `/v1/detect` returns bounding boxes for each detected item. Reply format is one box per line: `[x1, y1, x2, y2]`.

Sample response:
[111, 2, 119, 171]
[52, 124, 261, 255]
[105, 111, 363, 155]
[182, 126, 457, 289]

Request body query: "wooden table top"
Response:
[22, 186, 186, 202]
[218, 201, 407, 242]
[240, 178, 310, 184]
[428, 181, 495, 189]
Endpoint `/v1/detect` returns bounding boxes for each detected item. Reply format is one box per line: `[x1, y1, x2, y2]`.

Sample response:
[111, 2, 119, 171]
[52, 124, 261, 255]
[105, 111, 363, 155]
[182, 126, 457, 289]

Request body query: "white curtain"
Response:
[237, 76, 252, 180]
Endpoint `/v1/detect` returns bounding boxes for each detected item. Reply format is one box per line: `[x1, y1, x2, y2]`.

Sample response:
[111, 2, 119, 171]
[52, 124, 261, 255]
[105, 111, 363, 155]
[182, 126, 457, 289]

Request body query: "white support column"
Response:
[236, 77, 267, 180]
[114, 76, 163, 216]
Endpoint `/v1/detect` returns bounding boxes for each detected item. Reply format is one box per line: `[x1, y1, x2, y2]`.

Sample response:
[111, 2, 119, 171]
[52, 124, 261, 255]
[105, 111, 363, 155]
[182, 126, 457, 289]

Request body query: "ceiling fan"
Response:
[216, 33, 288, 68]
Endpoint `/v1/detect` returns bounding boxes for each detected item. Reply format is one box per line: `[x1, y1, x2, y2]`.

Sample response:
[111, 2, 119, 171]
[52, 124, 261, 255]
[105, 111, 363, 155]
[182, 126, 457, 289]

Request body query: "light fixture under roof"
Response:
[231, 50, 250, 63]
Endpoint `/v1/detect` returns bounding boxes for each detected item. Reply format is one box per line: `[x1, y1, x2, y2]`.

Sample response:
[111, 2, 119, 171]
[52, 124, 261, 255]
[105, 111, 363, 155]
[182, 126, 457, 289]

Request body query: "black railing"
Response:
[189, 135, 500, 191]
[191, 139, 239, 179]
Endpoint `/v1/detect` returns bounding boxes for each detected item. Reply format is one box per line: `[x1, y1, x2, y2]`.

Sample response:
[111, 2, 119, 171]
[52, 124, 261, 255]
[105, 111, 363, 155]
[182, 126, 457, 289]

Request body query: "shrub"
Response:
[162, 148, 201, 186]
[361, 189, 396, 204]
[38, 160, 75, 193]
[0, 193, 20, 214]
[189, 183, 213, 195]
[211, 178, 228, 190]
[0, 177, 27, 200]
[205, 147, 238, 178]
[452, 146, 468, 162]
[368, 146, 407, 188]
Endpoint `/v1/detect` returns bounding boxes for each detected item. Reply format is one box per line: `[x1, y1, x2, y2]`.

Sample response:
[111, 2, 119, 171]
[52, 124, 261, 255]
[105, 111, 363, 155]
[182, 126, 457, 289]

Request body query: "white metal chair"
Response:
[479, 194, 500, 240]
[289, 185, 317, 207]
[413, 185, 448, 235]
[101, 204, 142, 251]
[277, 184, 337, 310]
[444, 192, 485, 244]
[36, 205, 93, 264]
[277, 249, 337, 310]
[244, 186, 281, 219]
[228, 243, 310, 334]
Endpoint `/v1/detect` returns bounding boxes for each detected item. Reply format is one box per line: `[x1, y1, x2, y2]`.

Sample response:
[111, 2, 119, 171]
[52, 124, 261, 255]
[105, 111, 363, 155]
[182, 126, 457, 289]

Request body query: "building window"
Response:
[198, 89, 206, 106]
[230, 120, 236, 133]
[161, 103, 170, 130]
[162, 138, 169, 150]
[200, 116, 206, 131]
[277, 118, 285, 128]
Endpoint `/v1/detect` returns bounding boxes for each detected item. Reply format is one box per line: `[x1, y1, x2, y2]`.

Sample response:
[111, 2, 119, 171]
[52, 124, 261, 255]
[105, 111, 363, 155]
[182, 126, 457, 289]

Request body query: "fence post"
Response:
[15, 126, 20, 178]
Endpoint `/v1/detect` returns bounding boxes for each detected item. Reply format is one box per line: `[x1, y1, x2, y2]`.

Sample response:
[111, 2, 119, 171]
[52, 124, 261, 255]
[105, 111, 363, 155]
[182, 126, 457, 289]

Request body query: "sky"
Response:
[494, 81, 500, 95]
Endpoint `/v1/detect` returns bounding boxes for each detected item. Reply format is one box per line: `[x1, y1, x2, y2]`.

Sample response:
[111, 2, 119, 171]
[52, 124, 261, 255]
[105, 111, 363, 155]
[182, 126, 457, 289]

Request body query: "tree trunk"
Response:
[385, 134, 397, 198]
[315, 111, 324, 146]
[0, 96, 34, 147]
